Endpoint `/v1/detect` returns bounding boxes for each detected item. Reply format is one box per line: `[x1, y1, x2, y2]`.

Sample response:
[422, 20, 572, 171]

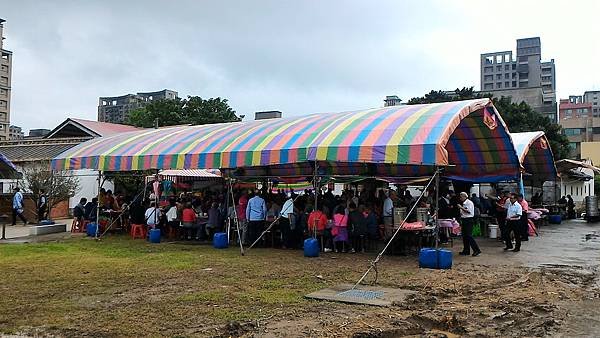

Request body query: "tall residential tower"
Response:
[480, 37, 557, 121]
[0, 19, 12, 140]
[98, 89, 178, 124]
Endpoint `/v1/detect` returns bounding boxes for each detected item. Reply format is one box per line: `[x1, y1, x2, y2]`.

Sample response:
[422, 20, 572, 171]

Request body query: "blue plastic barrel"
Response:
[419, 248, 438, 269]
[213, 232, 228, 249]
[149, 229, 161, 243]
[304, 238, 320, 257]
[549, 215, 562, 224]
[437, 249, 453, 269]
[86, 223, 97, 237]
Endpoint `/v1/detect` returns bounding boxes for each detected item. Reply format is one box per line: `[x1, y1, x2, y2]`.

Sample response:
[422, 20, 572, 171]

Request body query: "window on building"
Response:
[496, 65, 502, 71]
[512, 81, 517, 87]
[484, 66, 493, 73]
[512, 64, 516, 70]
[505, 81, 510, 87]
[496, 74, 502, 80]
[594, 102, 598, 105]
[484, 83, 493, 90]
[518, 56, 528, 62]
[484, 75, 493, 81]
[485, 56, 494, 64]
[504, 73, 510, 79]
[505, 65, 509, 71]
[496, 55, 503, 64]
[496, 82, 502, 89]
[592, 127, 600, 134]
[112, 100, 117, 105]
[564, 128, 582, 136]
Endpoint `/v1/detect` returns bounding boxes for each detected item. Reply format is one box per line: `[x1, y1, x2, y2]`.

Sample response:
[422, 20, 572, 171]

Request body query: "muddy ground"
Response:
[1, 220, 599, 337]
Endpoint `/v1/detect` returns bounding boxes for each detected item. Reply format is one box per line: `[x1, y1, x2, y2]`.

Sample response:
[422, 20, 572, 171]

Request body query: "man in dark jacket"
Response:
[348, 203, 368, 253]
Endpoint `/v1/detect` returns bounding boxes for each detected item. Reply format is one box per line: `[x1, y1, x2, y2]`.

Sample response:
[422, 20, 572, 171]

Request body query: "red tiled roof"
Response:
[70, 118, 140, 137]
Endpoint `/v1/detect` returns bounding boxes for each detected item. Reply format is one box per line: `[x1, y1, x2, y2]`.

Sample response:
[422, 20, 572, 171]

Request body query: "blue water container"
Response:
[213, 232, 228, 249]
[549, 215, 562, 224]
[86, 223, 97, 237]
[149, 229, 161, 243]
[304, 238, 320, 257]
[437, 249, 453, 269]
[419, 248, 438, 269]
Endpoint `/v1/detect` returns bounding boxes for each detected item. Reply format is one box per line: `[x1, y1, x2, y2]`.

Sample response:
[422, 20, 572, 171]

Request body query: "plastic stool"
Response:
[131, 224, 146, 239]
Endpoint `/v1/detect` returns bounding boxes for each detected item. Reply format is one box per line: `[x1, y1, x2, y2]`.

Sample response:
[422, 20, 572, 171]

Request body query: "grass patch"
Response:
[0, 234, 420, 336]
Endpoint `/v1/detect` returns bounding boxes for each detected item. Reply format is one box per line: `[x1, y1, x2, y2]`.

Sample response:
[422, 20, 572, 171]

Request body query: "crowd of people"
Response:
[63, 179, 536, 256]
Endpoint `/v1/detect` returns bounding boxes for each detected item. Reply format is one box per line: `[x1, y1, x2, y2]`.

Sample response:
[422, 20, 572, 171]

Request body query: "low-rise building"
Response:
[559, 96, 600, 159]
[0, 119, 139, 218]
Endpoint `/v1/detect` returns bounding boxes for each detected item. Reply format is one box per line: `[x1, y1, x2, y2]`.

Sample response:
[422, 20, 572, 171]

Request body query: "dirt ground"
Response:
[0, 221, 599, 337]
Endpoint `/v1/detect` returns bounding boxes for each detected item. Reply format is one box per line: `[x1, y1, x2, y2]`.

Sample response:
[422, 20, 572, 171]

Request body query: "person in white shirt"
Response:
[458, 192, 481, 257]
[505, 193, 523, 252]
[280, 193, 295, 248]
[382, 190, 394, 240]
[145, 202, 161, 229]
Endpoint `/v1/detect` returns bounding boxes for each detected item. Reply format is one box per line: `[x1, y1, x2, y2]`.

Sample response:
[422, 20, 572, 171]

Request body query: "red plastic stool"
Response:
[131, 224, 146, 239]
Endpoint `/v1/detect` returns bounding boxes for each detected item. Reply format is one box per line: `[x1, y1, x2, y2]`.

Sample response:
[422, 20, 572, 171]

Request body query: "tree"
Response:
[127, 96, 241, 127]
[407, 87, 571, 159]
[22, 161, 80, 220]
[127, 98, 184, 128]
[493, 97, 571, 160]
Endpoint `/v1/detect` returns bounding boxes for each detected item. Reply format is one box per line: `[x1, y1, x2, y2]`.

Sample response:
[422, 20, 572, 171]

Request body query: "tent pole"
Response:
[313, 160, 318, 238]
[434, 167, 440, 249]
[228, 177, 245, 256]
[519, 172, 525, 196]
[353, 169, 439, 289]
[95, 171, 103, 239]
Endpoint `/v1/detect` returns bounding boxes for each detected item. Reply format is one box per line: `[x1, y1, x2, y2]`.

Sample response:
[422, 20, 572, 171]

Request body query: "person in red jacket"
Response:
[308, 205, 331, 252]
[181, 202, 197, 240]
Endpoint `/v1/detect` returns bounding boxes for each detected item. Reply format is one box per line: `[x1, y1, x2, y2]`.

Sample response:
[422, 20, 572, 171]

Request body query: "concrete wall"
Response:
[581, 142, 600, 165]
[560, 168, 595, 204]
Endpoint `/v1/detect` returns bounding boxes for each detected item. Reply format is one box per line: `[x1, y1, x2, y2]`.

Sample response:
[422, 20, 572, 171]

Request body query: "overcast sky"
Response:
[2, 0, 599, 132]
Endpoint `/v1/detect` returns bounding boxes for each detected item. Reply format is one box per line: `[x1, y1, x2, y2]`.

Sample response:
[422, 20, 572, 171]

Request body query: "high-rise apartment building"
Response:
[559, 92, 600, 159]
[583, 91, 600, 116]
[0, 19, 12, 141]
[480, 37, 557, 121]
[98, 89, 178, 124]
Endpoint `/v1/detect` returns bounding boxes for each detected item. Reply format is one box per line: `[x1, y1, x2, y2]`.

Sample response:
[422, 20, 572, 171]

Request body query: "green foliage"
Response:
[493, 97, 571, 160]
[407, 87, 571, 160]
[407, 87, 491, 104]
[104, 170, 155, 197]
[126, 96, 240, 127]
[22, 161, 79, 219]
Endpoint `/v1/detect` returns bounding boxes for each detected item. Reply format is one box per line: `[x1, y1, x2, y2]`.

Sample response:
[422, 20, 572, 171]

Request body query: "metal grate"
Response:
[336, 289, 385, 300]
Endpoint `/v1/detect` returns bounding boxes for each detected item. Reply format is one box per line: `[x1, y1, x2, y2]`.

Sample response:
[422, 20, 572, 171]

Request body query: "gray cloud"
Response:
[1, 0, 599, 132]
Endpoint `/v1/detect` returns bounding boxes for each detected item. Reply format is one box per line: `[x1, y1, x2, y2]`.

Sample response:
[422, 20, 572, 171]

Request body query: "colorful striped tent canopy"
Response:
[52, 98, 521, 182]
[0, 152, 20, 179]
[511, 131, 557, 183]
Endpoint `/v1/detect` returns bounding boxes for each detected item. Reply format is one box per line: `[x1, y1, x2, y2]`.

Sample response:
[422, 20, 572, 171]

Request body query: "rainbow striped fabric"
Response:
[511, 131, 557, 183]
[51, 98, 521, 181]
